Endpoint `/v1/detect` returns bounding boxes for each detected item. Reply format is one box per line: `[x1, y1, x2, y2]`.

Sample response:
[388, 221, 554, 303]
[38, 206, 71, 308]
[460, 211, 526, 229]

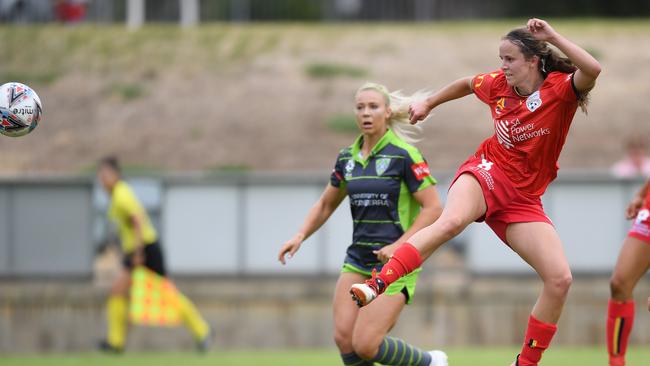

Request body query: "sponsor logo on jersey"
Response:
[494, 118, 551, 149]
[632, 209, 650, 236]
[350, 192, 390, 207]
[375, 158, 391, 176]
[495, 119, 514, 149]
[410, 162, 430, 181]
[470, 158, 495, 191]
[526, 90, 542, 112]
[636, 209, 650, 225]
[477, 158, 494, 171]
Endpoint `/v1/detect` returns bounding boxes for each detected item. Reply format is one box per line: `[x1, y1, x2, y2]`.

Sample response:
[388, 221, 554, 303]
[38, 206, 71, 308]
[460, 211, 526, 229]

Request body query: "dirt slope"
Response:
[0, 21, 648, 174]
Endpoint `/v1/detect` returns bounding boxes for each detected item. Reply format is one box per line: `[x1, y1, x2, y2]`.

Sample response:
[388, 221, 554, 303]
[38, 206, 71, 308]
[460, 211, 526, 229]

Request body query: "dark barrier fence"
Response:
[2, 0, 649, 24]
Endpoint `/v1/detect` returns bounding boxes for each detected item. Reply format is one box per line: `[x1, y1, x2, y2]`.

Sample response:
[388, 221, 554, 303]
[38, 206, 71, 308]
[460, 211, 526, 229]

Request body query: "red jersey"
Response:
[472, 70, 579, 198]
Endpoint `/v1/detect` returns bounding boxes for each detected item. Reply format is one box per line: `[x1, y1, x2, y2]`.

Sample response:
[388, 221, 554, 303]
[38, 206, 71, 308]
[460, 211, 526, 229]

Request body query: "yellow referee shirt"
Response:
[108, 180, 158, 254]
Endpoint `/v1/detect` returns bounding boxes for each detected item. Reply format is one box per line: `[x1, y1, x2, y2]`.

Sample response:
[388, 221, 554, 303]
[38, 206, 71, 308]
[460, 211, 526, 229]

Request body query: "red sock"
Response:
[518, 315, 557, 366]
[376, 242, 422, 286]
[607, 299, 635, 362]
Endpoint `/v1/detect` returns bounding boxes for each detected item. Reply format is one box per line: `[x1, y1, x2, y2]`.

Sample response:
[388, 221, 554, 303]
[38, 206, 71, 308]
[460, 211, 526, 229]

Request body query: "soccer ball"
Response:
[0, 82, 43, 137]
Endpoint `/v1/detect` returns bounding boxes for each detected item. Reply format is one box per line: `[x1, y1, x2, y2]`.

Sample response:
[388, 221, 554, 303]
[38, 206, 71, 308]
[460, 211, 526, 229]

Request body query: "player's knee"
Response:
[546, 271, 572, 298]
[609, 274, 631, 298]
[351, 335, 380, 360]
[333, 329, 353, 351]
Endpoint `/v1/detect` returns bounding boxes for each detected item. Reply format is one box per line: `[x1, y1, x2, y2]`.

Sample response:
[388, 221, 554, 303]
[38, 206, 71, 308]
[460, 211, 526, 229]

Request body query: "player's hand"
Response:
[625, 195, 644, 220]
[408, 100, 433, 125]
[374, 243, 398, 263]
[527, 18, 558, 42]
[278, 234, 304, 265]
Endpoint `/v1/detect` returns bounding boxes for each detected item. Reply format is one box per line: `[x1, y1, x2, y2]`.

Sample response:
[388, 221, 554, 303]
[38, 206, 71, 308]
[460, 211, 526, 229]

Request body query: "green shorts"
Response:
[341, 263, 421, 305]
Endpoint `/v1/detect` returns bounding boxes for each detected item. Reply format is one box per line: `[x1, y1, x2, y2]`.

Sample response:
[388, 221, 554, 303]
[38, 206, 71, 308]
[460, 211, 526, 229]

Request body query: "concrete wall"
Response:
[1, 269, 649, 352]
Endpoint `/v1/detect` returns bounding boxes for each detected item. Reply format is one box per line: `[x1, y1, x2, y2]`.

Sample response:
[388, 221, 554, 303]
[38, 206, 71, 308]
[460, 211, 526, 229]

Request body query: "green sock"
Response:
[372, 337, 431, 366]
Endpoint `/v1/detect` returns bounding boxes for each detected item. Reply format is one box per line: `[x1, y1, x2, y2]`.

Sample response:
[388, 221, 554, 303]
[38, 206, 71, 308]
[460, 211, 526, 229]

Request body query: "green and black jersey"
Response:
[330, 129, 436, 273]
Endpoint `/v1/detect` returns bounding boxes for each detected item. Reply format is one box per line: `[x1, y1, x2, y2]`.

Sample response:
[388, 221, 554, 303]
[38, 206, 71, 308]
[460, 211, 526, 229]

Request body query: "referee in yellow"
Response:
[97, 156, 211, 353]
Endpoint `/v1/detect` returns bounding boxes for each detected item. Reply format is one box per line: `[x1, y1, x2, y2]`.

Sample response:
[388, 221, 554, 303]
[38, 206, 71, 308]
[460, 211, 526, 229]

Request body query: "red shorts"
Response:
[450, 155, 553, 245]
[628, 207, 650, 244]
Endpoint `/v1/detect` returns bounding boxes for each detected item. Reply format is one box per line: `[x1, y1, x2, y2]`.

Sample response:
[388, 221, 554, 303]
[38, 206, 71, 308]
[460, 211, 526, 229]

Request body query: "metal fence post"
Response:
[127, 0, 145, 30]
[180, 0, 199, 27]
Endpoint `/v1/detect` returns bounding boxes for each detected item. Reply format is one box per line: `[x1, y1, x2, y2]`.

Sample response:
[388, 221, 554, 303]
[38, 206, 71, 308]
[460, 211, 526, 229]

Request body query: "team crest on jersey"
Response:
[375, 158, 391, 176]
[345, 159, 355, 179]
[526, 91, 542, 112]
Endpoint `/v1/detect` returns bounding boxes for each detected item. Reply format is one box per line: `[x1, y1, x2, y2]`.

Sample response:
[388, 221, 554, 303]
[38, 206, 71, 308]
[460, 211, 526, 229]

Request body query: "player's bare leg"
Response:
[351, 174, 486, 306]
[607, 237, 650, 366]
[506, 222, 571, 366]
[334, 272, 370, 365]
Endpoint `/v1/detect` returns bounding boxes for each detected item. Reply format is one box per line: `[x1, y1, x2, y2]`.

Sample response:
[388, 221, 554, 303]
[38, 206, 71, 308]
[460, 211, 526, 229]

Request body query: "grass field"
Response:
[1, 347, 649, 366]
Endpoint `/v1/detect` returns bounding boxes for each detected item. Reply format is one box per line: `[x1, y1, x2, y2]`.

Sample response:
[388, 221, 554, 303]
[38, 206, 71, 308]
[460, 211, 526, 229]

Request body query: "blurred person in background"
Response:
[278, 82, 446, 366]
[610, 135, 650, 178]
[350, 18, 601, 366]
[54, 0, 87, 23]
[97, 156, 212, 353]
[606, 178, 650, 366]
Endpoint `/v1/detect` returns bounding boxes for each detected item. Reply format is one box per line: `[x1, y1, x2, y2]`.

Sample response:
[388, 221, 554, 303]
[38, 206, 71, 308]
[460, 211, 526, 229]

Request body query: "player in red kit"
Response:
[350, 18, 601, 366]
[606, 179, 650, 366]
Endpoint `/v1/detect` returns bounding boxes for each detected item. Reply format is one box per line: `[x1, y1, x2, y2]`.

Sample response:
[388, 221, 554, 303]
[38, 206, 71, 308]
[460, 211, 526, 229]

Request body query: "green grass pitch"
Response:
[1, 347, 649, 366]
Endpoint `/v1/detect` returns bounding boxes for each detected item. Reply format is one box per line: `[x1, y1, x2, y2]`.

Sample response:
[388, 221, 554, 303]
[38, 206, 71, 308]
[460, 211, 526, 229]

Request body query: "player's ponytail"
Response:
[356, 82, 429, 145]
[503, 28, 590, 113]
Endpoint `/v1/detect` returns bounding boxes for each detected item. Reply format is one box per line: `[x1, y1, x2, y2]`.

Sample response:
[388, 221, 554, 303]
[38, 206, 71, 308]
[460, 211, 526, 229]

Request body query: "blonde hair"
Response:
[356, 82, 429, 145]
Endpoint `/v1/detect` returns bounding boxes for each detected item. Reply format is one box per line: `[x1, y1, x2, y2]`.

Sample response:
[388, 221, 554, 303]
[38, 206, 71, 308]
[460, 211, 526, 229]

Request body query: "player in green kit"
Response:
[278, 83, 447, 366]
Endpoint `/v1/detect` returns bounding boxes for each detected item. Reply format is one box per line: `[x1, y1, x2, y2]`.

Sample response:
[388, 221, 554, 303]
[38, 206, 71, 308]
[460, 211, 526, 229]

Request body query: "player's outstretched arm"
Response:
[527, 18, 601, 92]
[408, 76, 473, 124]
[278, 184, 347, 264]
